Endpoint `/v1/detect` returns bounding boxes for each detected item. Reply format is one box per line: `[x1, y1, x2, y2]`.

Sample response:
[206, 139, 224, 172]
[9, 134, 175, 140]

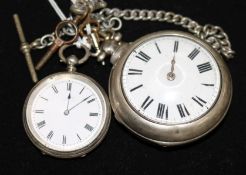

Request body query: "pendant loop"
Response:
[59, 44, 91, 71]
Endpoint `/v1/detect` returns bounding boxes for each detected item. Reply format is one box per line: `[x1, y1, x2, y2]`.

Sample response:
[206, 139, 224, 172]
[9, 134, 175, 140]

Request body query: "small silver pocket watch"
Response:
[23, 46, 111, 158]
[109, 30, 232, 146]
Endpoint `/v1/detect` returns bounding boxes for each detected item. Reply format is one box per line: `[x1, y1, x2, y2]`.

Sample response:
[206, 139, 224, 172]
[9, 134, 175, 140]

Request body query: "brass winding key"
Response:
[35, 21, 78, 70]
[35, 3, 90, 70]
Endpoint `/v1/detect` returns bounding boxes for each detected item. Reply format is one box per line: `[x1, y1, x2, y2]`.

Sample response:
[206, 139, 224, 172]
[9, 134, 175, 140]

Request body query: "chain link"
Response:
[101, 16, 123, 31]
[100, 8, 235, 59]
[30, 33, 55, 50]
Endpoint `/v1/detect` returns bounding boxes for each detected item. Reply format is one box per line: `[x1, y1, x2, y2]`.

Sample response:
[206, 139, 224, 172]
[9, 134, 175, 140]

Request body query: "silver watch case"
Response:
[23, 72, 111, 158]
[109, 31, 232, 146]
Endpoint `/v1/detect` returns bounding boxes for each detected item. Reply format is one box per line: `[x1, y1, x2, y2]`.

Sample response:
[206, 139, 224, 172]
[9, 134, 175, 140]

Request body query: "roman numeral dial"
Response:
[122, 35, 221, 125]
[27, 77, 106, 153]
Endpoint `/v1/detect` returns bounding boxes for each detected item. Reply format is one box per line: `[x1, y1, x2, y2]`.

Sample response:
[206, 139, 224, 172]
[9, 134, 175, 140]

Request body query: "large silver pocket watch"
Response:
[109, 31, 232, 146]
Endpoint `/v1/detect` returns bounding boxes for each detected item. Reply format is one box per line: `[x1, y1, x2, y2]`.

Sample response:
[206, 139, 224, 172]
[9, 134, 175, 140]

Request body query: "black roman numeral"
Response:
[157, 103, 168, 119]
[35, 110, 44, 114]
[79, 87, 85, 94]
[47, 131, 54, 140]
[188, 48, 200, 60]
[174, 41, 179, 53]
[130, 84, 143, 92]
[40, 97, 48, 101]
[141, 96, 154, 110]
[87, 98, 96, 104]
[84, 124, 94, 132]
[52, 85, 58, 94]
[128, 69, 143, 75]
[77, 134, 82, 141]
[192, 96, 207, 107]
[62, 135, 66, 145]
[197, 62, 212, 73]
[202, 83, 214, 87]
[155, 42, 161, 54]
[67, 82, 72, 91]
[90, 113, 98, 116]
[37, 120, 46, 129]
[177, 104, 190, 118]
[136, 51, 151, 62]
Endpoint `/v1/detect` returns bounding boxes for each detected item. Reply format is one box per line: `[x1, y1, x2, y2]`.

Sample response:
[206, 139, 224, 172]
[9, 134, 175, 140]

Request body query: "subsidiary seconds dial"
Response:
[122, 35, 221, 124]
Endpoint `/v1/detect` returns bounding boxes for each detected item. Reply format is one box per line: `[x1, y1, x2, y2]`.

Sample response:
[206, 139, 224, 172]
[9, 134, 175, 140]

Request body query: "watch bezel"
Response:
[23, 72, 111, 158]
[109, 30, 232, 146]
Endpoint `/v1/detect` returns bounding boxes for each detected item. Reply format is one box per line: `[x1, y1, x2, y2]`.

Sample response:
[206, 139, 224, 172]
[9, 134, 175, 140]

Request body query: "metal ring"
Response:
[40, 34, 55, 47]
[55, 21, 78, 44]
[109, 17, 122, 31]
[30, 39, 45, 50]
[62, 23, 77, 36]
[59, 44, 91, 65]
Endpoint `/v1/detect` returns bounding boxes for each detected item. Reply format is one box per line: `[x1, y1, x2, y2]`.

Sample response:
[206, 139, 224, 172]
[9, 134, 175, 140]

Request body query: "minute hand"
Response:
[68, 95, 92, 112]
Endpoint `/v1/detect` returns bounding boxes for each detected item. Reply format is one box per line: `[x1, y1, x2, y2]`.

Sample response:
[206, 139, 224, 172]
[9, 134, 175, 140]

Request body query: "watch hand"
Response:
[64, 93, 71, 116]
[67, 93, 71, 109]
[68, 95, 92, 112]
[167, 55, 176, 81]
[170, 56, 176, 72]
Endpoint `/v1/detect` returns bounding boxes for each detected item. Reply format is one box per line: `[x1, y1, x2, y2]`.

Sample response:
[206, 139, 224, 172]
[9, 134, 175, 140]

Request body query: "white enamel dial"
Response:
[122, 36, 221, 125]
[24, 73, 109, 154]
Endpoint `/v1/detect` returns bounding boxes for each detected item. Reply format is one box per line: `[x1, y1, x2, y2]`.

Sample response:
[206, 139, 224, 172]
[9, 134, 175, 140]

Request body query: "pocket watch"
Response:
[23, 48, 111, 158]
[109, 31, 232, 146]
[15, 0, 235, 149]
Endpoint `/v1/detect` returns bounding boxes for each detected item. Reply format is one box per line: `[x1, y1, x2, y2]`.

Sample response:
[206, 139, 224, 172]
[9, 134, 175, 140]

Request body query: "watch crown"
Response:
[67, 55, 79, 72]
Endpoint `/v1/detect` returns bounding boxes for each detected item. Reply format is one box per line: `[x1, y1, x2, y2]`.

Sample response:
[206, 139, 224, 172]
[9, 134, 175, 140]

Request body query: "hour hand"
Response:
[67, 93, 71, 108]
[167, 55, 176, 81]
